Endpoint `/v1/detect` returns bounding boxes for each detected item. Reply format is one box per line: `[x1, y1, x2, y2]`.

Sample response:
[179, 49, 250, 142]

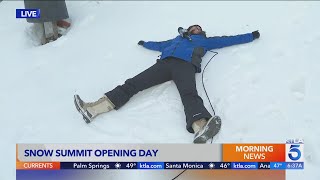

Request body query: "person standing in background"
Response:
[24, 0, 70, 45]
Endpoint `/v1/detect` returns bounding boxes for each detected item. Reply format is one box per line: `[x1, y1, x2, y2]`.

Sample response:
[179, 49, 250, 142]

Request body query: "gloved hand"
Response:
[138, 40, 145, 45]
[252, 31, 260, 40]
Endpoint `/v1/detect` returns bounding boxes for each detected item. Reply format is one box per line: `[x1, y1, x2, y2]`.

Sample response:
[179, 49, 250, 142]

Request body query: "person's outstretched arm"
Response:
[137, 39, 174, 52]
[203, 31, 260, 50]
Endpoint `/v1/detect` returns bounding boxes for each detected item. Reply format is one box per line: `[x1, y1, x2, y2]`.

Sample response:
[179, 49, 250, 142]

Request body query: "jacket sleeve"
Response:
[142, 39, 173, 52]
[204, 33, 254, 50]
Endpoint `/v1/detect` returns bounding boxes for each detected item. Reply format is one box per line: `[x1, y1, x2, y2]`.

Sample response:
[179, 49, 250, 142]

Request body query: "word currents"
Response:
[16, 9, 40, 18]
[16, 162, 304, 170]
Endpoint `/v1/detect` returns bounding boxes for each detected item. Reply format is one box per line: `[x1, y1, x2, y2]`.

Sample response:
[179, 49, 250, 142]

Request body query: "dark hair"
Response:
[187, 25, 206, 37]
[187, 25, 203, 32]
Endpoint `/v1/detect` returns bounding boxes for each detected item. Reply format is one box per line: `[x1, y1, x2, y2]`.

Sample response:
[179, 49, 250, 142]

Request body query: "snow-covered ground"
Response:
[1, 1, 319, 180]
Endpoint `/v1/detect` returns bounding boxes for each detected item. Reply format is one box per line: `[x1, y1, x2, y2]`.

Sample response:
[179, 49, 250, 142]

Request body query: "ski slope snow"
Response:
[0, 1, 319, 180]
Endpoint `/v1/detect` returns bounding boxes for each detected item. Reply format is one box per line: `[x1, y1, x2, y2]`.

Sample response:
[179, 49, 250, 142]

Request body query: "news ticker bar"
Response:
[17, 142, 304, 162]
[17, 162, 304, 170]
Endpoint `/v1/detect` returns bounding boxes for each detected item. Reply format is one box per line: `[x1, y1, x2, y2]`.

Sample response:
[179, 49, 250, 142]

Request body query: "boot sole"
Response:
[193, 116, 222, 144]
[74, 95, 92, 124]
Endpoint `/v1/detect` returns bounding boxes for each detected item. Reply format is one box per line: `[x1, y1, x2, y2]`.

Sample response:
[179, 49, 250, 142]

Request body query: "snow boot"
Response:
[57, 19, 71, 36]
[193, 116, 222, 144]
[74, 94, 115, 123]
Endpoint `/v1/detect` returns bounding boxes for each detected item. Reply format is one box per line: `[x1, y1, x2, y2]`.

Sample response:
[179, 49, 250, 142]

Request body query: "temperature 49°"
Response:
[126, 163, 136, 169]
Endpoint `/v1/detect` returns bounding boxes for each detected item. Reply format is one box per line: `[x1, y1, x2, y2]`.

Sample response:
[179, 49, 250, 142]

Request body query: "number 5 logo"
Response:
[288, 145, 301, 161]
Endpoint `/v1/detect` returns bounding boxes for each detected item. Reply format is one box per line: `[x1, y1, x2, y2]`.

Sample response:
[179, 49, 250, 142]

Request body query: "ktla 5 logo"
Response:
[286, 144, 304, 162]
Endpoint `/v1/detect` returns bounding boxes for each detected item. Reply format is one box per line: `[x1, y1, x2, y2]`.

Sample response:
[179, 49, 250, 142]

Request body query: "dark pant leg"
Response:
[105, 60, 171, 109]
[169, 59, 212, 133]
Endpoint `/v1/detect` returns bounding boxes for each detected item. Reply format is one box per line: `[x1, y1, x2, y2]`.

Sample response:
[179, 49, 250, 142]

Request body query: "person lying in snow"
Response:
[74, 25, 260, 144]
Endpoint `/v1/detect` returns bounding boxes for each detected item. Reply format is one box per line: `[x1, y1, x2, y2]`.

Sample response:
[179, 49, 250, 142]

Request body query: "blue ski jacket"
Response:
[142, 33, 254, 72]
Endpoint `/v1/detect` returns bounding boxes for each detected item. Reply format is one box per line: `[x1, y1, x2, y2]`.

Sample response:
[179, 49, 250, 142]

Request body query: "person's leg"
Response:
[105, 60, 172, 109]
[169, 59, 222, 143]
[169, 59, 212, 134]
[74, 60, 172, 123]
[45, 21, 59, 42]
[39, 23, 47, 45]
[52, 21, 59, 40]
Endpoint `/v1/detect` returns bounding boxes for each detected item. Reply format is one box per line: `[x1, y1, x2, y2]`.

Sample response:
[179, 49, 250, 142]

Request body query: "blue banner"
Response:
[16, 9, 40, 18]
[137, 162, 164, 169]
[270, 162, 286, 170]
[231, 162, 258, 170]
[286, 162, 304, 169]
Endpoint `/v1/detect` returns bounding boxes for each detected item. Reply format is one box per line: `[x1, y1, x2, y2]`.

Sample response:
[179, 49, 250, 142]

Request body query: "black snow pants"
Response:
[105, 57, 212, 133]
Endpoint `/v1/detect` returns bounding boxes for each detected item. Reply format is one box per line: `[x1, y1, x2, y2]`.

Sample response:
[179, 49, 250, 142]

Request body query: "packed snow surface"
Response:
[0, 1, 319, 179]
